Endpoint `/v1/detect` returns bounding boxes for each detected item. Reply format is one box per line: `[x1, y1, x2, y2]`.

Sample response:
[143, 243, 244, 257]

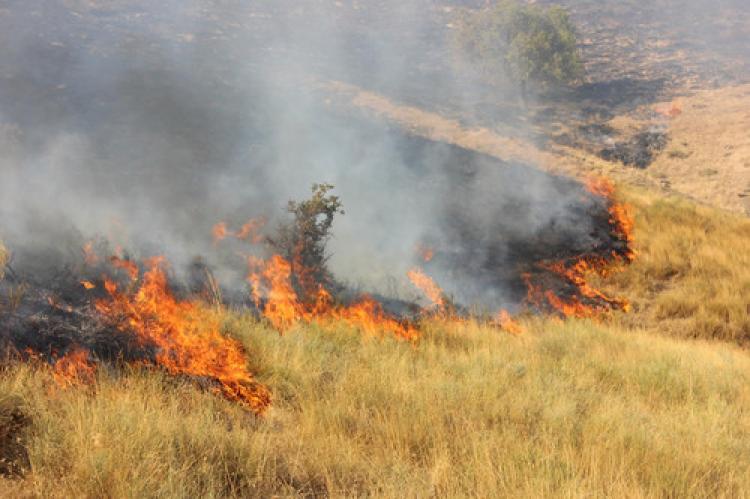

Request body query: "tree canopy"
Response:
[453, 1, 583, 89]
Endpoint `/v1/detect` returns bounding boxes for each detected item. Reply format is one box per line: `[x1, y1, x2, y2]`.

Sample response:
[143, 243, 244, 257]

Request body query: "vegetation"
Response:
[1, 317, 749, 497]
[452, 0, 583, 90]
[0, 184, 749, 496]
[268, 183, 344, 302]
[606, 187, 750, 345]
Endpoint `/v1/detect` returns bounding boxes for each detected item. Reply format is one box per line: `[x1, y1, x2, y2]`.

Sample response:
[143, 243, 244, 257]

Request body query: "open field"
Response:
[2, 316, 750, 498]
[0, 183, 749, 497]
[1, 1, 749, 497]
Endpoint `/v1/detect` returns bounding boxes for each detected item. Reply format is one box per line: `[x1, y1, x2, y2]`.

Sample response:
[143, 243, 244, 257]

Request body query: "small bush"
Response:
[452, 0, 583, 90]
[268, 184, 344, 302]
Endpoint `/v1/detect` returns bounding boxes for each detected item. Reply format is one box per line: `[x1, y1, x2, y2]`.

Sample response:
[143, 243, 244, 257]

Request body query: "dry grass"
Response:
[1, 182, 749, 496]
[0, 316, 749, 497]
[645, 84, 750, 215]
[607, 186, 750, 344]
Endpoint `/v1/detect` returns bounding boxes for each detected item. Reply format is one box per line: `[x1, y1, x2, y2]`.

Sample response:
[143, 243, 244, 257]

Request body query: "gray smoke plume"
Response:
[1, 1, 740, 311]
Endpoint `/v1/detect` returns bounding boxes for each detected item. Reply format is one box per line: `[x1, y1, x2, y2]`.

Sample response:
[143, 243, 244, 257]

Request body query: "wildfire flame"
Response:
[523, 177, 635, 318]
[247, 254, 418, 340]
[214, 218, 267, 245]
[236, 218, 266, 243]
[495, 309, 524, 335]
[52, 347, 97, 388]
[110, 255, 139, 281]
[96, 257, 271, 414]
[407, 267, 446, 310]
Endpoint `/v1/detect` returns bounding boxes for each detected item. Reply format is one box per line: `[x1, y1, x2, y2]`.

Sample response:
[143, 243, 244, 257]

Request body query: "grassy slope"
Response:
[1, 185, 750, 497]
[609, 186, 750, 344]
[1, 318, 749, 497]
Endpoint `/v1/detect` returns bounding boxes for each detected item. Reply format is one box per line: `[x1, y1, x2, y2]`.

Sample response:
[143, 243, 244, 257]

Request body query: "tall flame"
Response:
[96, 257, 271, 414]
[407, 267, 446, 310]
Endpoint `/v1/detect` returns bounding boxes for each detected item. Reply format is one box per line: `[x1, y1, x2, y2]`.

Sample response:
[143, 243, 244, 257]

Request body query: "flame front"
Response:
[247, 255, 418, 340]
[523, 177, 636, 318]
[96, 257, 271, 414]
[52, 347, 96, 387]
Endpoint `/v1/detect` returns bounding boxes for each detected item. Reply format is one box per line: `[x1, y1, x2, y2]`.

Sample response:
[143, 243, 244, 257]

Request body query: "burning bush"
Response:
[452, 0, 583, 91]
[267, 183, 344, 305]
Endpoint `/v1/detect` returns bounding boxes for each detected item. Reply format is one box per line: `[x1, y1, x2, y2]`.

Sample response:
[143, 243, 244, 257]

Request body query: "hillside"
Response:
[1, 1, 749, 497]
[1, 312, 749, 497]
[1, 183, 750, 496]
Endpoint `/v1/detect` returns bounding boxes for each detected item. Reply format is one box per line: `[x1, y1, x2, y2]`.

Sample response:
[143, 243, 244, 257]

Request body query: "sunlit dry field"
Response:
[1, 0, 749, 497]
[1, 188, 750, 497]
[2, 317, 750, 498]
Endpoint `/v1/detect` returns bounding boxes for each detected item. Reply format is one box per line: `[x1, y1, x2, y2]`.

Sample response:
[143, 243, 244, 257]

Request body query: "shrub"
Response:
[268, 184, 344, 302]
[453, 0, 583, 90]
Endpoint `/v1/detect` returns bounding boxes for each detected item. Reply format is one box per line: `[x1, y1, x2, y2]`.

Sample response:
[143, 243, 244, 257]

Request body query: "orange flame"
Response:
[80, 280, 96, 290]
[214, 218, 266, 245]
[212, 222, 229, 244]
[110, 256, 139, 281]
[523, 177, 636, 318]
[247, 254, 418, 340]
[407, 267, 446, 310]
[96, 257, 271, 414]
[52, 347, 96, 387]
[236, 217, 266, 243]
[585, 176, 615, 198]
[609, 202, 636, 261]
[415, 244, 434, 263]
[495, 309, 524, 335]
[247, 254, 304, 330]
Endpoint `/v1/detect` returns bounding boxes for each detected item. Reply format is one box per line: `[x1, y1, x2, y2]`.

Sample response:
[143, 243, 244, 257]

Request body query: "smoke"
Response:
[0, 1, 690, 311]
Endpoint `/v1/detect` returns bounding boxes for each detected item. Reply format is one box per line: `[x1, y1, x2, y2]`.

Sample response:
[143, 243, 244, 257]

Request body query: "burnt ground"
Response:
[0, 1, 730, 320]
[1, 1, 746, 154]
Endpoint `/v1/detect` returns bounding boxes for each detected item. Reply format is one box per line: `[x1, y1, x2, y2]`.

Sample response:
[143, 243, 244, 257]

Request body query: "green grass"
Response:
[1, 317, 749, 497]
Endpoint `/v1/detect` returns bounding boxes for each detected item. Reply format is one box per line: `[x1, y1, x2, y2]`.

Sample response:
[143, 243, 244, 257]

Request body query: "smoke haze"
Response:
[0, 1, 744, 310]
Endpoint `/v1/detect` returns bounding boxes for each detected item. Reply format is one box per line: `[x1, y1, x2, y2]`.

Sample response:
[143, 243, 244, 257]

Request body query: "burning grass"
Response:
[0, 182, 749, 495]
[2, 318, 750, 497]
[607, 186, 750, 344]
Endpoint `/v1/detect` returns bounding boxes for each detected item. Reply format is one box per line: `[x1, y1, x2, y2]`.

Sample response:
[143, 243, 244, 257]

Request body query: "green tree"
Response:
[453, 1, 583, 91]
[269, 183, 344, 302]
